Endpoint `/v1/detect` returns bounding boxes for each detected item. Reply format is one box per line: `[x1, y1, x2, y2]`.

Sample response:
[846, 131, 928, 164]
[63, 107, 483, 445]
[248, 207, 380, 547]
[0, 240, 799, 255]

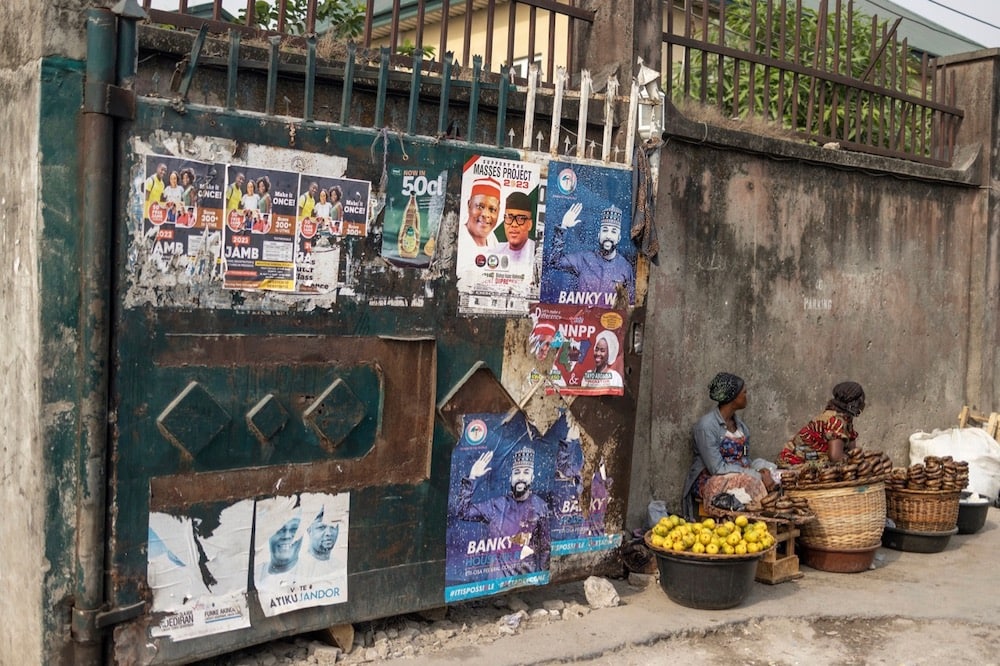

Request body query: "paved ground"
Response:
[212, 508, 1000, 665]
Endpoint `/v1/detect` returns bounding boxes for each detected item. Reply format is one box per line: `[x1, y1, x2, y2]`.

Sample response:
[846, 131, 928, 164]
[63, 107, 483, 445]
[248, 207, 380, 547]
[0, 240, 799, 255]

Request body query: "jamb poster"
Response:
[456, 155, 542, 316]
[296, 174, 372, 238]
[445, 412, 551, 603]
[381, 165, 447, 269]
[253, 492, 351, 617]
[147, 501, 254, 641]
[140, 155, 225, 273]
[528, 302, 627, 396]
[221, 166, 298, 291]
[540, 162, 635, 309]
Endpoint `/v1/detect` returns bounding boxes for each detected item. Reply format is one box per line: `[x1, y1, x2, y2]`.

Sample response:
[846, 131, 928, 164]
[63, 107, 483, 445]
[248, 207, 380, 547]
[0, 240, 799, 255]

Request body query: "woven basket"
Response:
[785, 481, 886, 550]
[885, 487, 960, 532]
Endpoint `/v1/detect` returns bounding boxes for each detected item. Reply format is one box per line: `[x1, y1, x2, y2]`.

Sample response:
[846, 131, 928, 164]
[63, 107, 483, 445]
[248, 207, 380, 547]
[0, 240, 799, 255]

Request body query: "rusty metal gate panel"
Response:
[109, 32, 647, 663]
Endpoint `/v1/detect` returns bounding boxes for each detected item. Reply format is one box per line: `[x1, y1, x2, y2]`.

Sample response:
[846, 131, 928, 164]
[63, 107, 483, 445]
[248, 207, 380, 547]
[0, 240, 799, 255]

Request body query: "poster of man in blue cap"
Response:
[541, 162, 634, 309]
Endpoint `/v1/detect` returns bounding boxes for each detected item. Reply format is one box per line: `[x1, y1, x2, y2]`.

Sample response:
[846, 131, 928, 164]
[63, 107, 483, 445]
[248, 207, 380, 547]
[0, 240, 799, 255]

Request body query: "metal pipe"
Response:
[73, 9, 117, 664]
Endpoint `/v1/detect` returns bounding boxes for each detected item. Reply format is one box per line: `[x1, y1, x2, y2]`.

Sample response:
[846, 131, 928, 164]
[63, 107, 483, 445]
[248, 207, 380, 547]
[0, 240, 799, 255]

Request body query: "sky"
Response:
[891, 0, 1000, 47]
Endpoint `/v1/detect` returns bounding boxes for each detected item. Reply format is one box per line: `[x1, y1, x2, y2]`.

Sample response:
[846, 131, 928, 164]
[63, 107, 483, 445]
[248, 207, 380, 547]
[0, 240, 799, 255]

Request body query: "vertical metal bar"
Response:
[463, 0, 474, 68]
[549, 66, 566, 154]
[375, 46, 390, 128]
[496, 64, 510, 147]
[265, 35, 280, 116]
[438, 51, 454, 135]
[682, 0, 692, 98]
[716, 0, 726, 109]
[567, 8, 575, 77]
[664, 0, 673, 101]
[763, 0, 773, 120]
[522, 63, 538, 150]
[415, 0, 426, 52]
[602, 75, 618, 162]
[364, 0, 375, 47]
[529, 5, 538, 80]
[792, 0, 802, 132]
[546, 7, 556, 83]
[226, 29, 240, 111]
[777, 0, 787, 124]
[625, 79, 639, 162]
[244, 0, 255, 28]
[889, 30, 897, 149]
[576, 70, 591, 158]
[390, 0, 401, 54]
[829, 0, 842, 139]
[180, 0, 189, 13]
[439, 0, 450, 62]
[746, 0, 756, 114]
[947, 70, 956, 162]
[177, 24, 208, 101]
[866, 16, 876, 148]
[213, 0, 221, 21]
[485, 0, 496, 71]
[277, 0, 288, 33]
[919, 53, 929, 157]
[467, 55, 482, 142]
[700, 0, 709, 104]
[341, 41, 356, 125]
[407, 49, 423, 135]
[303, 34, 316, 121]
[305, 0, 316, 36]
[507, 1, 517, 72]
[843, 0, 854, 142]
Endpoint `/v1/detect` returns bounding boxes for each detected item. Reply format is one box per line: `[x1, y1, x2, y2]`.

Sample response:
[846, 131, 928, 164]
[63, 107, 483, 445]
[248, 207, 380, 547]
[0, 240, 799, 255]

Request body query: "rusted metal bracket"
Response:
[72, 601, 146, 643]
[83, 81, 136, 119]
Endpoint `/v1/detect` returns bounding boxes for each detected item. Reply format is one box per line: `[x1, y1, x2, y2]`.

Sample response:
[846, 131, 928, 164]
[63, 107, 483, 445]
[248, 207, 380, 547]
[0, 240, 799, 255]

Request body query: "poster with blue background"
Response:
[540, 162, 635, 309]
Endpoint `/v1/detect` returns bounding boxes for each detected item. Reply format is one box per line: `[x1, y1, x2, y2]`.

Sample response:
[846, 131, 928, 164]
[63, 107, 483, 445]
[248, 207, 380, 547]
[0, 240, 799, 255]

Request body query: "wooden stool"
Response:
[755, 518, 803, 584]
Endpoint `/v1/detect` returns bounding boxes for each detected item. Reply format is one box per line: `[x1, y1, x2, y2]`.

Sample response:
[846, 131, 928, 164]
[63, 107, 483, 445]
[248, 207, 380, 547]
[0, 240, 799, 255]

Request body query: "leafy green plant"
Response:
[671, 0, 931, 155]
[238, 0, 364, 38]
[397, 39, 436, 58]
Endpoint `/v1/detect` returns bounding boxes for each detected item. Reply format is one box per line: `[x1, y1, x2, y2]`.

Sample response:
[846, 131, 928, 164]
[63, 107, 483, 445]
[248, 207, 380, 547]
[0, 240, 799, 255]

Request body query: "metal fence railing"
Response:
[663, 0, 963, 165]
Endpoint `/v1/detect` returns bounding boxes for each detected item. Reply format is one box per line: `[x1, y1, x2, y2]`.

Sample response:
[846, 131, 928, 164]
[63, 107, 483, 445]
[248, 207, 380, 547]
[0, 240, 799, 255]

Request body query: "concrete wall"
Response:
[628, 51, 1000, 526]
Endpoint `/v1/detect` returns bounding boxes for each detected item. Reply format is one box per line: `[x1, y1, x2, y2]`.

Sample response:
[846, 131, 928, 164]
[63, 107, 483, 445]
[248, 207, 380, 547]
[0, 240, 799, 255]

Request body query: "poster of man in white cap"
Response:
[147, 500, 254, 641]
[456, 155, 542, 316]
[541, 162, 634, 309]
[253, 492, 350, 617]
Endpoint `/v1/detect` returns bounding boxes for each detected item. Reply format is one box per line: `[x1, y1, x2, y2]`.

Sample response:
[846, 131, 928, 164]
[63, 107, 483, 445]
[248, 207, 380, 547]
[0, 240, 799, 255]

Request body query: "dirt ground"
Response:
[213, 510, 1000, 665]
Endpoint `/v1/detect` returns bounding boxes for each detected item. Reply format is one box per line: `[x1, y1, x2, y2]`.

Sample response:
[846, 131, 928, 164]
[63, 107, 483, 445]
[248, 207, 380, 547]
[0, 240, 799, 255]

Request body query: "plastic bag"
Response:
[646, 500, 669, 529]
[710, 492, 746, 512]
[909, 428, 1000, 501]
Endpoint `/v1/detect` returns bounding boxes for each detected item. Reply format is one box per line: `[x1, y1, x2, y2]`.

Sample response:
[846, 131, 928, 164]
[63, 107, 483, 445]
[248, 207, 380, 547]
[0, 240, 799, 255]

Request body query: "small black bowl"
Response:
[957, 495, 990, 535]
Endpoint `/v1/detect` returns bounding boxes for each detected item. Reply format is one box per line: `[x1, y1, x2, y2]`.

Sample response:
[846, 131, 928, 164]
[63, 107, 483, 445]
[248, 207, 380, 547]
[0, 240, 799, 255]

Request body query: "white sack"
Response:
[908, 428, 1000, 501]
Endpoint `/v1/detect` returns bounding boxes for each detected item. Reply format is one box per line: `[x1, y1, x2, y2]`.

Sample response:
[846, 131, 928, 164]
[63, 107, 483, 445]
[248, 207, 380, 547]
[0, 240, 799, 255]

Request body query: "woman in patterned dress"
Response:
[777, 381, 866, 467]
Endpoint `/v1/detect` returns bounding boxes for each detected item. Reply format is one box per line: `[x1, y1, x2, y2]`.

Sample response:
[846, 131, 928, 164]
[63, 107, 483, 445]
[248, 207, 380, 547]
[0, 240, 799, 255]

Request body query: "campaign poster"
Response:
[445, 412, 551, 603]
[222, 166, 297, 291]
[540, 162, 635, 309]
[140, 155, 225, 273]
[253, 492, 350, 617]
[456, 155, 542, 316]
[538, 412, 621, 556]
[381, 165, 447, 269]
[147, 500, 254, 641]
[528, 302, 627, 396]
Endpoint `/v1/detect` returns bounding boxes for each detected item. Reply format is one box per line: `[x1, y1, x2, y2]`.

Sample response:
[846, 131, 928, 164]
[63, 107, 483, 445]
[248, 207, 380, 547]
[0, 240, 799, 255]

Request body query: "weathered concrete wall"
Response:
[0, 60, 45, 666]
[629, 51, 1000, 524]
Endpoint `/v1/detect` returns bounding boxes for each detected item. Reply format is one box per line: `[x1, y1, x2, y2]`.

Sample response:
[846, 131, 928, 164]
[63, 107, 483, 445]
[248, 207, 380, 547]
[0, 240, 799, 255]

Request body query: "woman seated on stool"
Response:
[681, 372, 779, 521]
[777, 381, 866, 468]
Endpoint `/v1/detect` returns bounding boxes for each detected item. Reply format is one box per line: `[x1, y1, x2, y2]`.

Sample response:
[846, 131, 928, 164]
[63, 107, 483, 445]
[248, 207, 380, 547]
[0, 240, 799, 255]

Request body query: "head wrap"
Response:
[595, 330, 620, 365]
[471, 177, 501, 199]
[828, 381, 866, 417]
[708, 372, 744, 405]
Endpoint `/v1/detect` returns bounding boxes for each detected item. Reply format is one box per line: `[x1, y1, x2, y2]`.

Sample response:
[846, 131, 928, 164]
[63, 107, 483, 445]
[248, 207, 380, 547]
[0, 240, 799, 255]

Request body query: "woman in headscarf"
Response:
[681, 373, 778, 520]
[777, 381, 866, 467]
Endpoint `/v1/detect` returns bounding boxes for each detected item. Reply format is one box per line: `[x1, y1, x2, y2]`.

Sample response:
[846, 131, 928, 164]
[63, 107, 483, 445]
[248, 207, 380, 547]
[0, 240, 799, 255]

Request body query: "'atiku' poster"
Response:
[528, 303, 627, 396]
[540, 162, 634, 309]
[222, 166, 298, 291]
[139, 155, 225, 275]
[456, 155, 542, 316]
[253, 492, 351, 617]
[538, 412, 620, 556]
[445, 412, 551, 602]
[147, 500, 254, 641]
[381, 165, 447, 268]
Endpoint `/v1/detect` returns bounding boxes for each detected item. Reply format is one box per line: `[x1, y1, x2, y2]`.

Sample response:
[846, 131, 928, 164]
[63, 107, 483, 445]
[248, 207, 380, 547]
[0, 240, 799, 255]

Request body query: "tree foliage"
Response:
[239, 0, 365, 38]
[671, 0, 930, 153]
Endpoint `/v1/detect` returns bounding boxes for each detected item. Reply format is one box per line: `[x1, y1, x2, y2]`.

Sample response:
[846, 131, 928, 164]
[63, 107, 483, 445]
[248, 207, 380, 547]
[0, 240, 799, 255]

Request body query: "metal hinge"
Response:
[72, 601, 147, 643]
